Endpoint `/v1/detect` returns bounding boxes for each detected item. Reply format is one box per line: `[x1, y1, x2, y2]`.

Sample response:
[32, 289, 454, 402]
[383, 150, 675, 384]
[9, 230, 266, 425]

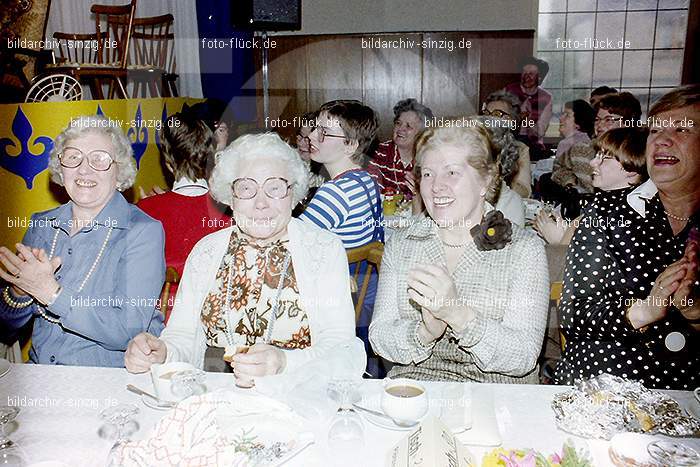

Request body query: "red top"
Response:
[137, 191, 232, 279]
[367, 140, 414, 200]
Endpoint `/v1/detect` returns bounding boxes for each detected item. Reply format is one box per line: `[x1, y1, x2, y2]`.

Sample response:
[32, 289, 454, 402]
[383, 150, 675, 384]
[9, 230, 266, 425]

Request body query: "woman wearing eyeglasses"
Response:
[125, 133, 362, 384]
[0, 116, 165, 367]
[535, 126, 649, 244]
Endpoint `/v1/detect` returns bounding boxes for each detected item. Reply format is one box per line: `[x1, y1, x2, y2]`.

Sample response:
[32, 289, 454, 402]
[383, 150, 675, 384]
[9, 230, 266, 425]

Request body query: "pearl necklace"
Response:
[664, 210, 690, 222]
[223, 238, 291, 347]
[38, 227, 113, 324]
[441, 240, 468, 248]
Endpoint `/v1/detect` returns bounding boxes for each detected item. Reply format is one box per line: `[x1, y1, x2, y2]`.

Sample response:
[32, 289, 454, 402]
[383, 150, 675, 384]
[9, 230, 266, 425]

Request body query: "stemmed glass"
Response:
[0, 406, 26, 466]
[647, 440, 700, 467]
[170, 369, 206, 400]
[326, 380, 365, 466]
[98, 404, 140, 466]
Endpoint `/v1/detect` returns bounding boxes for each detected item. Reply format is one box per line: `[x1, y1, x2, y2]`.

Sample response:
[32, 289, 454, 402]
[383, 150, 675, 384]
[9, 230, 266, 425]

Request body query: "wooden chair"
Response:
[550, 281, 565, 352]
[159, 266, 180, 324]
[45, 0, 136, 99]
[346, 242, 384, 323]
[113, 13, 178, 97]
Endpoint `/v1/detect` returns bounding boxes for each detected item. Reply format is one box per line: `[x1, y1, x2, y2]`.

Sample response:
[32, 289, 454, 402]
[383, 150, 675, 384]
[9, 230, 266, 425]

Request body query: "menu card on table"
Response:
[386, 416, 475, 467]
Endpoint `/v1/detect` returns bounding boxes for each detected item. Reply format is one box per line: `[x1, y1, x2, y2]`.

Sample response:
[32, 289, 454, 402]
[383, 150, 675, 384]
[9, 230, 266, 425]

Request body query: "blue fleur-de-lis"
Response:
[155, 103, 169, 152]
[0, 107, 53, 189]
[127, 104, 148, 167]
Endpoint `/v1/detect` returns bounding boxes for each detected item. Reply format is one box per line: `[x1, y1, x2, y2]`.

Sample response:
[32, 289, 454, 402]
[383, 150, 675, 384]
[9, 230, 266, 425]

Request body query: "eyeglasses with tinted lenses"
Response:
[231, 177, 292, 200]
[482, 109, 510, 119]
[58, 147, 115, 171]
[314, 125, 346, 143]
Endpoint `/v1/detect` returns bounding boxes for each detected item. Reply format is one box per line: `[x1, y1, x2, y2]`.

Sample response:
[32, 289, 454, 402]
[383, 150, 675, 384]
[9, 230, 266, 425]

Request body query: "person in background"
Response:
[125, 133, 363, 381]
[550, 100, 596, 193]
[534, 126, 649, 245]
[294, 110, 327, 190]
[589, 85, 618, 108]
[137, 112, 231, 318]
[555, 85, 700, 390]
[482, 90, 532, 199]
[593, 91, 642, 137]
[369, 122, 548, 383]
[367, 98, 434, 202]
[300, 100, 383, 249]
[0, 116, 165, 367]
[504, 56, 553, 160]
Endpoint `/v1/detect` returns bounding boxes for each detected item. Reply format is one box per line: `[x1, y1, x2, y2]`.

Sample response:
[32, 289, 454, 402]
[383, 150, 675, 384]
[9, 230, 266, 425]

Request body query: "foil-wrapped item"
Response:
[551, 374, 700, 440]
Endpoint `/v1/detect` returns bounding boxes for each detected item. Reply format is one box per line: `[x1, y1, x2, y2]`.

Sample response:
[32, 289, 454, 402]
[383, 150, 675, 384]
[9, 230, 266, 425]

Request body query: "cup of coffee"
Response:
[381, 378, 428, 426]
[150, 361, 197, 402]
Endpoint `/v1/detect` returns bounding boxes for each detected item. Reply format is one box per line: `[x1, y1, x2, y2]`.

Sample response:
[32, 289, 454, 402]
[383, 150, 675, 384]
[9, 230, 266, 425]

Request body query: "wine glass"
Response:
[647, 440, 700, 467]
[0, 406, 26, 466]
[170, 369, 206, 400]
[98, 403, 140, 466]
[326, 380, 365, 466]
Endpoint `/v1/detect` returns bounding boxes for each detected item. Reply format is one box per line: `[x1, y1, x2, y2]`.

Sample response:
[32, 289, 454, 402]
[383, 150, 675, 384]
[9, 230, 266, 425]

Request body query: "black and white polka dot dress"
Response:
[554, 187, 699, 390]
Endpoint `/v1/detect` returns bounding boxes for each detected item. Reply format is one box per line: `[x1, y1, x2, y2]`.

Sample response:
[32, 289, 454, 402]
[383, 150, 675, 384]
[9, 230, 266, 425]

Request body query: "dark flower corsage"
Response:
[470, 210, 512, 251]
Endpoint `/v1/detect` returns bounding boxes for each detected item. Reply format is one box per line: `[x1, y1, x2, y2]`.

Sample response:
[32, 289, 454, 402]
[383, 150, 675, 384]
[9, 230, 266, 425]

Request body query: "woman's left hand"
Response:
[533, 210, 566, 245]
[230, 343, 287, 381]
[0, 244, 61, 304]
[674, 240, 700, 323]
[407, 265, 474, 331]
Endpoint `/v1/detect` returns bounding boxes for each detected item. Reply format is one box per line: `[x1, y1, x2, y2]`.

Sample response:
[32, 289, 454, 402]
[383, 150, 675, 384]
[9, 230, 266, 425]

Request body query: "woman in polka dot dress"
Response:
[555, 85, 700, 390]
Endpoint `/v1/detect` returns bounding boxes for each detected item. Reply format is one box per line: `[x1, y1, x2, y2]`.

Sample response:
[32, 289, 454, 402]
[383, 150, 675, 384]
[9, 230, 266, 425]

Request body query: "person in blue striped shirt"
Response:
[299, 100, 383, 248]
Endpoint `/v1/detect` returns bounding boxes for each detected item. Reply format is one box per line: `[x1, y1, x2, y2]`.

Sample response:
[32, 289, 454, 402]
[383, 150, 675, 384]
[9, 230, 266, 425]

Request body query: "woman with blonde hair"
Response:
[369, 121, 549, 383]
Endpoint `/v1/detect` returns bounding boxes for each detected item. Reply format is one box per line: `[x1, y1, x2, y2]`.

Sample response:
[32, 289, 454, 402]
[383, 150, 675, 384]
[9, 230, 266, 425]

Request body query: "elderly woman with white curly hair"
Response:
[125, 132, 362, 385]
[0, 115, 165, 367]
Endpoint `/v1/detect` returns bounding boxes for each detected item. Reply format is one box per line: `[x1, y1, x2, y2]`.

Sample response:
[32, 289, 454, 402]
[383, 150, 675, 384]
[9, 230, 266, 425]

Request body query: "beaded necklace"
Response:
[38, 226, 113, 323]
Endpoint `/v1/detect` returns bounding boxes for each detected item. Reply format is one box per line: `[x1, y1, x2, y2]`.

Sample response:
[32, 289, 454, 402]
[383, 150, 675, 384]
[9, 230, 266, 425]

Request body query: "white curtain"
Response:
[45, 0, 203, 97]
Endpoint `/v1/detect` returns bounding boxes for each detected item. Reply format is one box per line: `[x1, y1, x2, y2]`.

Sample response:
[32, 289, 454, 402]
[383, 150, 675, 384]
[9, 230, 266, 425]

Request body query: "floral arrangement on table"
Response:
[481, 440, 592, 467]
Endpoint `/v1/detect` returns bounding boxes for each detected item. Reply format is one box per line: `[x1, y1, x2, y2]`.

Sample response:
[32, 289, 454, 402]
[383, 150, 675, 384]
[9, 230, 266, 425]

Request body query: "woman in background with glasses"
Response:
[125, 132, 363, 385]
[0, 115, 165, 367]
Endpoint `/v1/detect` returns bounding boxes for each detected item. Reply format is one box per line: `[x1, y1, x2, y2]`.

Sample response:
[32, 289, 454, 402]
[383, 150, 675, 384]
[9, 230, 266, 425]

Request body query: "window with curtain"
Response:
[537, 0, 689, 126]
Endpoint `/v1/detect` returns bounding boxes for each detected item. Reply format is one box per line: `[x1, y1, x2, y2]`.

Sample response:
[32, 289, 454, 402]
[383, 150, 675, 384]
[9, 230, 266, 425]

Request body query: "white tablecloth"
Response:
[1, 364, 698, 466]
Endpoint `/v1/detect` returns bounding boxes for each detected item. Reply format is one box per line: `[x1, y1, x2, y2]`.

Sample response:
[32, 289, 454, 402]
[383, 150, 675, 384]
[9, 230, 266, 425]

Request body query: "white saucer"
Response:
[359, 409, 424, 431]
[141, 394, 175, 411]
[0, 358, 10, 378]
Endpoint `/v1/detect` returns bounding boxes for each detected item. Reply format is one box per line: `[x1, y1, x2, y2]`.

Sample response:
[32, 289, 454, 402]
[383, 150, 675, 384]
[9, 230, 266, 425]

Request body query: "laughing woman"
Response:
[369, 123, 549, 383]
[0, 116, 165, 367]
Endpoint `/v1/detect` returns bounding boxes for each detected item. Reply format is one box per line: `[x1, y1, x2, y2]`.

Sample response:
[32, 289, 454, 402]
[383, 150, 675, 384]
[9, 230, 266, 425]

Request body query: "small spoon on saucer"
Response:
[351, 403, 418, 428]
[126, 384, 176, 408]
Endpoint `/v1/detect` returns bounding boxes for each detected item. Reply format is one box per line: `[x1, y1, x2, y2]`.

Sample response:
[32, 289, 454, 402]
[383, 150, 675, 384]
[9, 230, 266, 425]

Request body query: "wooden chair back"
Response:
[52, 32, 101, 65]
[159, 266, 180, 324]
[549, 281, 565, 351]
[130, 14, 175, 72]
[91, 0, 136, 68]
[346, 241, 384, 323]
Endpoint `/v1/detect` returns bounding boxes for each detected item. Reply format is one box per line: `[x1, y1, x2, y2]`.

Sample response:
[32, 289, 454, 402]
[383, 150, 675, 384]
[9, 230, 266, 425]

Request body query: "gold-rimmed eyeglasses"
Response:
[312, 125, 346, 143]
[231, 177, 293, 200]
[58, 147, 116, 171]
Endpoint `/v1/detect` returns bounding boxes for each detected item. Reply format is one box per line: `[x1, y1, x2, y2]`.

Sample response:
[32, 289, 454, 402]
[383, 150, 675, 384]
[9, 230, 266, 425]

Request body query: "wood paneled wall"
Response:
[254, 31, 534, 141]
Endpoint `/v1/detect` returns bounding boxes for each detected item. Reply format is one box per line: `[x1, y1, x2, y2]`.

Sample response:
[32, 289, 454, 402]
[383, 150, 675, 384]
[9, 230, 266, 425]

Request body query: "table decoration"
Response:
[481, 440, 592, 467]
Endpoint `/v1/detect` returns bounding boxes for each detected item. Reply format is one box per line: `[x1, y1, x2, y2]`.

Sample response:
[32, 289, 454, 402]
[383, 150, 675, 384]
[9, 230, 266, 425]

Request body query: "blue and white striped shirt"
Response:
[300, 170, 383, 249]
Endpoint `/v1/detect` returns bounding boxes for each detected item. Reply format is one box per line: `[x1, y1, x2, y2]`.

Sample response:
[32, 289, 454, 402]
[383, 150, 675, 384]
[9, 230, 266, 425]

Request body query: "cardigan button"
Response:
[50, 355, 56, 363]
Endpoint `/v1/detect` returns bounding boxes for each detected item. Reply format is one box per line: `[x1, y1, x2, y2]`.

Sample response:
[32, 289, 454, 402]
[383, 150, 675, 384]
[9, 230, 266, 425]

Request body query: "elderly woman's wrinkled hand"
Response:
[125, 332, 167, 373]
[533, 210, 566, 245]
[230, 343, 286, 382]
[628, 258, 688, 328]
[417, 306, 447, 345]
[0, 244, 61, 304]
[407, 264, 474, 331]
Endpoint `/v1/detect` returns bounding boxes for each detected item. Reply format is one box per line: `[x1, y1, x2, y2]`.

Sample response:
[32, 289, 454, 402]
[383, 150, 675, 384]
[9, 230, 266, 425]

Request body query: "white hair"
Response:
[49, 115, 137, 191]
[209, 132, 310, 206]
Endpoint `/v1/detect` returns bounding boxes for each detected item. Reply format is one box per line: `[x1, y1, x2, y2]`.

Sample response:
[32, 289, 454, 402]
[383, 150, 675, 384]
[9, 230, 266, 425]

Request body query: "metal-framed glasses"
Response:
[594, 151, 616, 162]
[482, 108, 510, 119]
[313, 125, 346, 143]
[59, 147, 116, 171]
[232, 177, 293, 200]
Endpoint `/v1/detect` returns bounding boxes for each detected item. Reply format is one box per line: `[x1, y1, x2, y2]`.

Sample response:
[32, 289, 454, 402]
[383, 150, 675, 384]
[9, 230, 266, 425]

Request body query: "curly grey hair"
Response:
[469, 115, 521, 180]
[209, 132, 310, 207]
[483, 90, 522, 122]
[49, 115, 137, 191]
[393, 98, 434, 126]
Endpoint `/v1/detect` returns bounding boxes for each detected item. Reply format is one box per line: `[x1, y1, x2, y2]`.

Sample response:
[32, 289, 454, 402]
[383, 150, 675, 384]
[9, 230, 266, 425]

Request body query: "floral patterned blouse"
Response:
[200, 230, 311, 350]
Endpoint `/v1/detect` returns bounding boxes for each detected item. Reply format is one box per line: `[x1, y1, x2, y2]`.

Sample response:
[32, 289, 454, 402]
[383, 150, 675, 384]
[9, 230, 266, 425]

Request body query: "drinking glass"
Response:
[647, 440, 700, 467]
[0, 406, 26, 466]
[326, 380, 364, 466]
[99, 404, 140, 467]
[170, 369, 206, 400]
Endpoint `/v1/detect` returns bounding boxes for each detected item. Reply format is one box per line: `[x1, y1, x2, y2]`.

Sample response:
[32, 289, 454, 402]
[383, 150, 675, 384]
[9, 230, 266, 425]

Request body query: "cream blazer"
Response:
[160, 218, 361, 373]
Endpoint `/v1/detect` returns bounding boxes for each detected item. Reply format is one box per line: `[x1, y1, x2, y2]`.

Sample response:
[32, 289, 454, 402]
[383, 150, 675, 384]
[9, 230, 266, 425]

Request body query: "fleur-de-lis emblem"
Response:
[0, 106, 53, 189]
[127, 104, 148, 167]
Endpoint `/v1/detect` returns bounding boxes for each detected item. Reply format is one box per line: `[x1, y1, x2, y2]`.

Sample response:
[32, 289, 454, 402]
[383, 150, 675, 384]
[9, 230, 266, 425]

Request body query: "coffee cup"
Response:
[150, 361, 196, 402]
[380, 378, 428, 426]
